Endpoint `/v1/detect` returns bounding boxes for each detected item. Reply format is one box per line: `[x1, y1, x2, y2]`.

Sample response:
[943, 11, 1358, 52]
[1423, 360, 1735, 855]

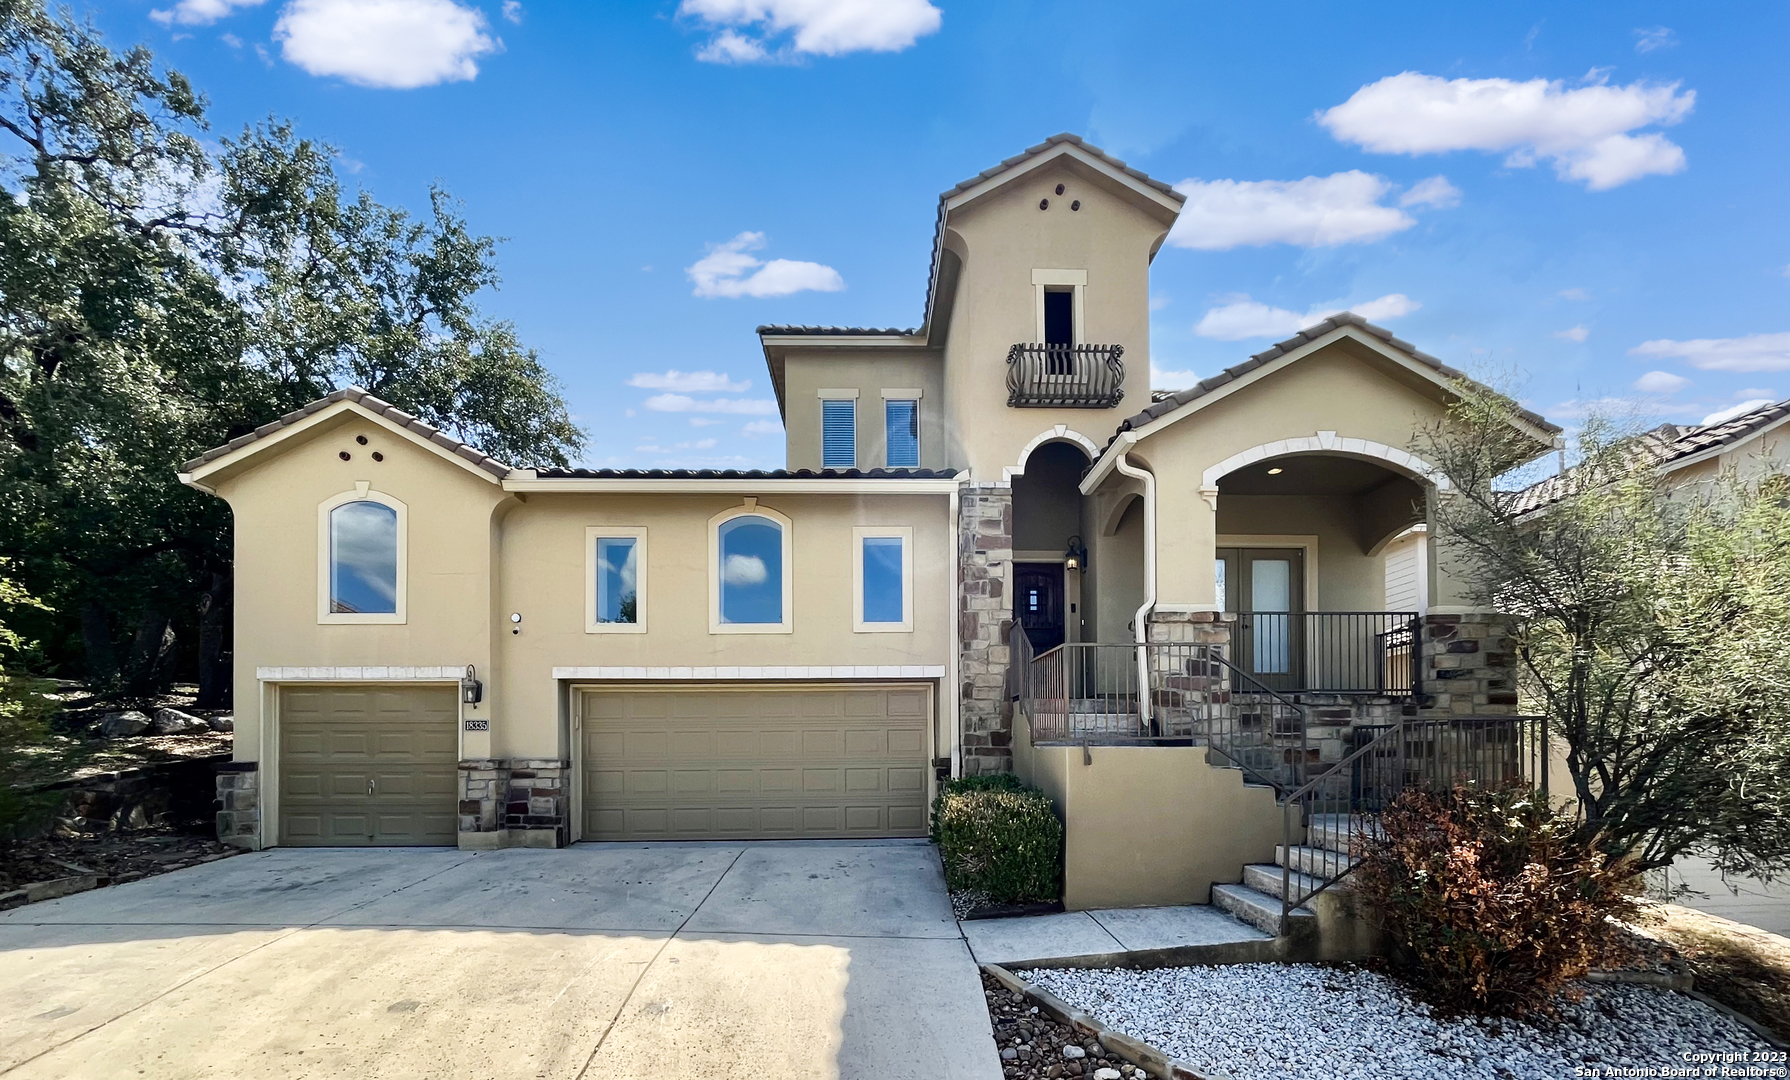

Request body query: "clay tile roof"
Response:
[1111, 312, 1561, 445]
[531, 467, 958, 480]
[936, 132, 1185, 204]
[754, 325, 919, 337]
[180, 387, 513, 478]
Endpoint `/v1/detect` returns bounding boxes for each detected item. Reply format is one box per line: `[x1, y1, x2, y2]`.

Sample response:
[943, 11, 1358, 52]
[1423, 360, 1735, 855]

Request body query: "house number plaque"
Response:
[463, 719, 489, 732]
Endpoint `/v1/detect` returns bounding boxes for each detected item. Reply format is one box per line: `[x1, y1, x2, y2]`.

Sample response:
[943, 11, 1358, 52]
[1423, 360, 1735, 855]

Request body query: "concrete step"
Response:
[1241, 863, 1330, 905]
[1211, 882, 1315, 937]
[1276, 843, 1358, 879]
[1306, 814, 1381, 854]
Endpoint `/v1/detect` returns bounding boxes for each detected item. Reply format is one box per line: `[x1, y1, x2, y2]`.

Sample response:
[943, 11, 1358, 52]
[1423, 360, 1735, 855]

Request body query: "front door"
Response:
[1216, 548, 1307, 691]
[1014, 562, 1066, 653]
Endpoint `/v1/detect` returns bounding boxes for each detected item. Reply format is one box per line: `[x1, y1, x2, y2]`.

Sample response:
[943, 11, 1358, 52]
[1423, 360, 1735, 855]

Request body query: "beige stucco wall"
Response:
[209, 412, 510, 762]
[939, 161, 1165, 480]
[1128, 341, 1461, 610]
[1015, 716, 1283, 909]
[782, 349, 946, 470]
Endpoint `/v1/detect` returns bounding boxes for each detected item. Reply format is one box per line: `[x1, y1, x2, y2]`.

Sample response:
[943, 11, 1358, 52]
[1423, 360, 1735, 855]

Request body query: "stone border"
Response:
[982, 962, 1229, 1080]
[0, 850, 240, 912]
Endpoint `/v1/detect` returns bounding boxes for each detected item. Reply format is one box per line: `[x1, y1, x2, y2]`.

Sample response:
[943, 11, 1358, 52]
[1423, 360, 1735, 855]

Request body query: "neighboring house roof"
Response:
[531, 467, 958, 480]
[179, 387, 514, 486]
[755, 325, 918, 337]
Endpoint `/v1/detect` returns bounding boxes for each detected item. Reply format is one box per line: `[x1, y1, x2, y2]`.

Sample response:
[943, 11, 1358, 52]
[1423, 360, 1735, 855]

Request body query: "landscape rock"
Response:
[152, 708, 210, 735]
[1093, 1071, 1122, 1080]
[100, 711, 151, 738]
[1061, 1046, 1084, 1059]
[206, 713, 234, 733]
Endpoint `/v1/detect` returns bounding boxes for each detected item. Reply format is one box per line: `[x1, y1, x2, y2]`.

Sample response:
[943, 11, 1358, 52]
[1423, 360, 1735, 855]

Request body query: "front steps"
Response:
[1213, 812, 1364, 936]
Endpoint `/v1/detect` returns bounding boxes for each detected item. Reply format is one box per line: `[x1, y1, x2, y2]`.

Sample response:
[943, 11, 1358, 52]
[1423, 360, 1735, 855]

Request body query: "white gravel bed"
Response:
[1027, 963, 1775, 1080]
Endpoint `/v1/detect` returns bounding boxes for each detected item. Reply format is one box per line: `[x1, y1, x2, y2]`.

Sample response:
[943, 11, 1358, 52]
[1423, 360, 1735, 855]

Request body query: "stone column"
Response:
[1419, 613, 1519, 716]
[958, 483, 1013, 775]
[505, 758, 570, 848]
[457, 758, 510, 850]
[214, 762, 260, 849]
[1144, 610, 1231, 737]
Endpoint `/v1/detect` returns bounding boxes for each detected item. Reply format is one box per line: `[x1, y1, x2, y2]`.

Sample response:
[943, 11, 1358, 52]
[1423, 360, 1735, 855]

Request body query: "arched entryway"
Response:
[1010, 440, 1092, 652]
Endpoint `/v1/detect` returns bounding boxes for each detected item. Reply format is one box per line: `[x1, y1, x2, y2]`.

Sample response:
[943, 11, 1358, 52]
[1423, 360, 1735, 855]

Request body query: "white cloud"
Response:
[1193, 292, 1420, 341]
[741, 419, 784, 437]
[1317, 71, 1695, 190]
[1634, 27, 1677, 53]
[1398, 175, 1462, 209]
[689, 417, 723, 427]
[1701, 399, 1774, 426]
[1559, 287, 1591, 300]
[628, 370, 751, 393]
[1152, 366, 1201, 388]
[722, 553, 768, 586]
[1554, 325, 1590, 343]
[681, 0, 941, 63]
[502, 0, 522, 23]
[221, 32, 243, 47]
[1630, 332, 1790, 372]
[1168, 172, 1418, 250]
[1149, 294, 1171, 312]
[1633, 370, 1691, 394]
[150, 0, 265, 26]
[687, 232, 844, 299]
[274, 0, 499, 89]
[643, 393, 779, 415]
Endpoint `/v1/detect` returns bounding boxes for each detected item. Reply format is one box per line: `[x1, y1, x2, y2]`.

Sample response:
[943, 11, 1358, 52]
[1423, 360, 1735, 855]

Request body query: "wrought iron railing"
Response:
[1020, 641, 1148, 743]
[1229, 612, 1420, 694]
[1145, 641, 1310, 792]
[1005, 343, 1125, 408]
[1273, 715, 1549, 931]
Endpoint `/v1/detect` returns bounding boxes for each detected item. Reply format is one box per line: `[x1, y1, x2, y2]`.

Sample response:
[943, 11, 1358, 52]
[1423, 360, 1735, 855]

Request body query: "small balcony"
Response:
[1005, 343, 1125, 408]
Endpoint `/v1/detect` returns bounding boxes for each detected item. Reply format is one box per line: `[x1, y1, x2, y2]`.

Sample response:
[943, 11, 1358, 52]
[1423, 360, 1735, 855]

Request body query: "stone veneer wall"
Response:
[1418, 612, 1519, 715]
[958, 483, 1013, 775]
[215, 762, 259, 847]
[456, 758, 570, 849]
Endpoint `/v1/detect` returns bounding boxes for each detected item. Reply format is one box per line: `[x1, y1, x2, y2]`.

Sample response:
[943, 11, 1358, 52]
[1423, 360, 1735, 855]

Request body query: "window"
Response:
[1043, 289, 1074, 347]
[1032, 269, 1086, 378]
[318, 490, 406, 624]
[884, 398, 919, 468]
[820, 394, 857, 468]
[853, 526, 913, 632]
[586, 527, 646, 633]
[710, 505, 792, 633]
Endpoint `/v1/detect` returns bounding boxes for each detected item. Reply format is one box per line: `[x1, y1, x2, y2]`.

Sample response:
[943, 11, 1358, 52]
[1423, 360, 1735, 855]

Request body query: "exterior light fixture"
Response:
[1063, 535, 1088, 571]
[1266, 466, 1284, 475]
[510, 612, 523, 635]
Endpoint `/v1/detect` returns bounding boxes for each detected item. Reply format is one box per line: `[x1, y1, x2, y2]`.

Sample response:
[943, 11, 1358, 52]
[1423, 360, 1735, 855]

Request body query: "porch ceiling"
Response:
[1217, 453, 1410, 496]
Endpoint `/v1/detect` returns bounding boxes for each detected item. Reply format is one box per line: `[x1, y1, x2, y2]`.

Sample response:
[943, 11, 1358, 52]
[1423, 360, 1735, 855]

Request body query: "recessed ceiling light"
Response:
[1266, 467, 1283, 475]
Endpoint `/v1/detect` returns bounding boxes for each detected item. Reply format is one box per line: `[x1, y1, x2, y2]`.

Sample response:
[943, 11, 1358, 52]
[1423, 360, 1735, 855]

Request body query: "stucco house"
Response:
[179, 134, 1565, 923]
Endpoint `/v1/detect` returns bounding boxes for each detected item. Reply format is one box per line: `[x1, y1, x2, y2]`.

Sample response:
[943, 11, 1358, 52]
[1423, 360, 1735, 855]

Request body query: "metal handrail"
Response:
[1005, 343, 1125, 408]
[1227, 611, 1421, 694]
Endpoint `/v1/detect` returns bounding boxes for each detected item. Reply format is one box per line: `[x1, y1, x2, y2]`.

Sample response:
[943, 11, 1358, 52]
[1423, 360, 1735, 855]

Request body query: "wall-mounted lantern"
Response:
[460, 664, 483, 704]
[1063, 535, 1087, 572]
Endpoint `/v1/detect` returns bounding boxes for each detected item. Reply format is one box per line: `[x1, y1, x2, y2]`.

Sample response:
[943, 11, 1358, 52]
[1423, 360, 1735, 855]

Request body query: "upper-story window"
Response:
[318, 490, 406, 624]
[882, 390, 921, 468]
[1043, 289, 1074, 348]
[587, 527, 646, 633]
[711, 505, 793, 634]
[819, 389, 857, 468]
[854, 526, 913, 632]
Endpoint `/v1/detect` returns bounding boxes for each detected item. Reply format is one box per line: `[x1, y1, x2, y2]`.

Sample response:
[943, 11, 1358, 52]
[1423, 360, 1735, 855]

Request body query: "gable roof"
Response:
[179, 387, 513, 486]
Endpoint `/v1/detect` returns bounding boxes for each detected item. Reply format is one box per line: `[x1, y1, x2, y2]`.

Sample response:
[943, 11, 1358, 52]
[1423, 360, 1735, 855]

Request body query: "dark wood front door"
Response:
[1014, 562, 1066, 653]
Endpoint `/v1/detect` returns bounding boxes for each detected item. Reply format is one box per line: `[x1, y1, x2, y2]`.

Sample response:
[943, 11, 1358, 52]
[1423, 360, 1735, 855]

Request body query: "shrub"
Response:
[1354, 784, 1636, 1018]
[932, 775, 1062, 904]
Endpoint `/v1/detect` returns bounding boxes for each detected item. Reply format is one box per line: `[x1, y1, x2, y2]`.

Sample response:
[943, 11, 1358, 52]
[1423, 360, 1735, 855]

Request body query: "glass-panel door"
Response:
[1216, 547, 1306, 691]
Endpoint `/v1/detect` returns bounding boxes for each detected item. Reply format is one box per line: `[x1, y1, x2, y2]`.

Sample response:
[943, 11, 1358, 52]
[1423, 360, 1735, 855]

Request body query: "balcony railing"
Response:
[1005, 343, 1125, 408]
[1229, 612, 1420, 695]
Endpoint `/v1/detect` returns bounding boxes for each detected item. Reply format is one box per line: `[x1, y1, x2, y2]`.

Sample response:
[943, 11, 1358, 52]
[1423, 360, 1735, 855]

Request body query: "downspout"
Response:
[1112, 447, 1155, 729]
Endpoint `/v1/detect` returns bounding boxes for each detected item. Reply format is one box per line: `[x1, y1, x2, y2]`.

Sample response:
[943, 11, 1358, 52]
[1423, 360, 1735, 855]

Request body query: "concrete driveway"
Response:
[0, 839, 1001, 1080]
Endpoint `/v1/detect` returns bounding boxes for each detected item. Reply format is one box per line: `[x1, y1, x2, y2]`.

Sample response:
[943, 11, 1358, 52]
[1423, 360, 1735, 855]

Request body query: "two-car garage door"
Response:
[577, 684, 931, 841]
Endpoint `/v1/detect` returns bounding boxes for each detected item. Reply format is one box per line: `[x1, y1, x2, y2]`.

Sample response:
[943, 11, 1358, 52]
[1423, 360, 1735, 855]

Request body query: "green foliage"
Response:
[1356, 785, 1636, 1018]
[1418, 390, 1790, 880]
[0, 561, 61, 838]
[0, 1, 584, 699]
[932, 775, 1062, 904]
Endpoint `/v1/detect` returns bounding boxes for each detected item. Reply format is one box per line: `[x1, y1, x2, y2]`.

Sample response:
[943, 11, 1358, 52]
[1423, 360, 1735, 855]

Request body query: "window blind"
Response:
[821, 399, 856, 468]
[885, 399, 919, 467]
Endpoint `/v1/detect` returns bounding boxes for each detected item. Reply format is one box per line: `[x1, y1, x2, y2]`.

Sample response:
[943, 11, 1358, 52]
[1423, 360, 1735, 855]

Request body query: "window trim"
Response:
[317, 488, 407, 625]
[852, 526, 914, 633]
[585, 526, 648, 634]
[709, 503, 794, 635]
[883, 397, 921, 468]
[819, 395, 858, 469]
[1032, 268, 1087, 346]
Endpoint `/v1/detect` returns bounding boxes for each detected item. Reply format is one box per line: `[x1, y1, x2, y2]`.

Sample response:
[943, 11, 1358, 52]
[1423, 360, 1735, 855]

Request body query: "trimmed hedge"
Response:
[932, 774, 1062, 903]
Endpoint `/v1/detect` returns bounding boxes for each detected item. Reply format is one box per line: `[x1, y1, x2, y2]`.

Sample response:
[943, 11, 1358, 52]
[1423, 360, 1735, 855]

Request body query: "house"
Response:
[180, 134, 1560, 918]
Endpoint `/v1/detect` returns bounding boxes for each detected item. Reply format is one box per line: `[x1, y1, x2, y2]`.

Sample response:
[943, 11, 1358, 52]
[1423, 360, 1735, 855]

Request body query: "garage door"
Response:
[279, 685, 459, 846]
[578, 684, 930, 841]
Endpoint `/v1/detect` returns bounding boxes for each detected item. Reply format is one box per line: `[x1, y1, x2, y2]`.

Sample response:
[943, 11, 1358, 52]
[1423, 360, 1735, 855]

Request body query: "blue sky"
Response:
[106, 0, 1790, 468]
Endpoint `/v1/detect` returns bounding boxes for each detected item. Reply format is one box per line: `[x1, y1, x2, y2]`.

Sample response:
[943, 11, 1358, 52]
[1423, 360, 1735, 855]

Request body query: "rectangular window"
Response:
[821, 399, 856, 468]
[885, 399, 919, 468]
[853, 527, 913, 632]
[586, 527, 647, 633]
[1043, 288, 1074, 347]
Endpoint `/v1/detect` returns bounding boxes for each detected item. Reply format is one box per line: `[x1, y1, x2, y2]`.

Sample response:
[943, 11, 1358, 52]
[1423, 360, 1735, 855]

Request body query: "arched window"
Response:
[318, 491, 406, 623]
[710, 506, 791, 633]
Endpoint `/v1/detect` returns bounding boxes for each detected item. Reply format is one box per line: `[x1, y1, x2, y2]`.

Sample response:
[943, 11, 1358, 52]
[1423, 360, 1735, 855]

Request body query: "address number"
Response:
[463, 719, 489, 732]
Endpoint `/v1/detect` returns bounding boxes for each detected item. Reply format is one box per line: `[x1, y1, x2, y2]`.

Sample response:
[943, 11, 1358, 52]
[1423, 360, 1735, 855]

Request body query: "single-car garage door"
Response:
[279, 685, 459, 846]
[578, 683, 930, 841]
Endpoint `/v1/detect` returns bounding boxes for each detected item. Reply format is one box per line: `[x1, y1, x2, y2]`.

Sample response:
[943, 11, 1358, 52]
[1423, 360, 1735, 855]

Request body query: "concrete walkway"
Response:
[961, 903, 1269, 966]
[0, 840, 1001, 1080]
